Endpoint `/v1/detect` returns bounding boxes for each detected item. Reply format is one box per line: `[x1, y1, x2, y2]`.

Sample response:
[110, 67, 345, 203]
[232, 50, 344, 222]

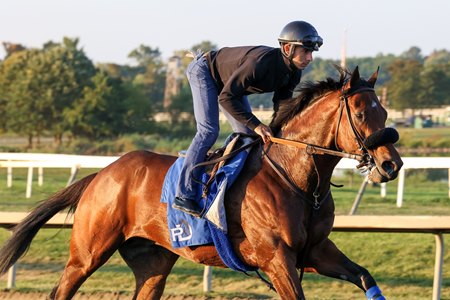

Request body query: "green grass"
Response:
[0, 160, 449, 298]
[396, 127, 450, 151]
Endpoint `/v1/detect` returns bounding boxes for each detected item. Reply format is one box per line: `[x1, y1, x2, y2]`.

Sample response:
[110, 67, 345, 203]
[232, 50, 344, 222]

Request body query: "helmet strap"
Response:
[281, 43, 299, 70]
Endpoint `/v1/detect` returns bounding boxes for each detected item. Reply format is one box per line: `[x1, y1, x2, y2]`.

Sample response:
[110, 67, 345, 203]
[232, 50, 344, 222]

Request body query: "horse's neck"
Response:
[272, 97, 341, 194]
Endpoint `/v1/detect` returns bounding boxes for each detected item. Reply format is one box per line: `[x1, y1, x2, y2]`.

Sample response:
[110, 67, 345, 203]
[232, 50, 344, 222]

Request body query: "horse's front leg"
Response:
[304, 238, 385, 300]
[260, 246, 306, 300]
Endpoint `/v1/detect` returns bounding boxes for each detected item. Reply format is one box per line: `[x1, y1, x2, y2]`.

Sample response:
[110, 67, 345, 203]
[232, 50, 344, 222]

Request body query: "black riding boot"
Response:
[172, 197, 203, 217]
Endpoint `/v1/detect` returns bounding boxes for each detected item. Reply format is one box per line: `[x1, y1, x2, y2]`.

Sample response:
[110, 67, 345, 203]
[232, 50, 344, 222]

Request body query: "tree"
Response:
[128, 45, 166, 111]
[38, 37, 96, 145]
[387, 59, 423, 110]
[401, 46, 424, 63]
[65, 71, 130, 139]
[97, 63, 140, 81]
[167, 84, 193, 122]
[171, 41, 220, 87]
[302, 57, 340, 82]
[0, 49, 42, 147]
[0, 37, 96, 147]
[120, 80, 154, 133]
[420, 63, 450, 107]
[386, 48, 450, 110]
[424, 49, 450, 67]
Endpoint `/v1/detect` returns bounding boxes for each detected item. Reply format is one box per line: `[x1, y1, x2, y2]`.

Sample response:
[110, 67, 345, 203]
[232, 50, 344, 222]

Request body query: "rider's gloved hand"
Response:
[254, 123, 273, 144]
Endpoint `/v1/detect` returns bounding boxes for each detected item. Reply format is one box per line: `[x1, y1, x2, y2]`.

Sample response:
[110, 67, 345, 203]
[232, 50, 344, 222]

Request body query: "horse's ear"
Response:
[367, 66, 380, 87]
[350, 66, 360, 87]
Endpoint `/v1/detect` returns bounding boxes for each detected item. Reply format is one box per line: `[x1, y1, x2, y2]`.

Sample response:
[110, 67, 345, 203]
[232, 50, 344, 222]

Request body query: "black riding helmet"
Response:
[278, 21, 323, 59]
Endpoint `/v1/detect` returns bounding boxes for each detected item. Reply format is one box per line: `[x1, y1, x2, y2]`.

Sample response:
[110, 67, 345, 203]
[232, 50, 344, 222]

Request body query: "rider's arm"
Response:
[218, 59, 265, 130]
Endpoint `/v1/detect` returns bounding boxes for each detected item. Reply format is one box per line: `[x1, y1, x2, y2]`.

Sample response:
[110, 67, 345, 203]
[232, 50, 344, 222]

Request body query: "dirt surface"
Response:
[0, 291, 253, 300]
[0, 291, 128, 300]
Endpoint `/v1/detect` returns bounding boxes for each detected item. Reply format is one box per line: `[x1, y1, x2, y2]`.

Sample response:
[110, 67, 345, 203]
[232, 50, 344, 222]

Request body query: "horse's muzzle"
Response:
[369, 157, 402, 183]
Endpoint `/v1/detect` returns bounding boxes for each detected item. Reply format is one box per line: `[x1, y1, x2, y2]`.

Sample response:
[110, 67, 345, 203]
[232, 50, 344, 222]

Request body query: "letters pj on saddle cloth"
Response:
[160, 135, 257, 273]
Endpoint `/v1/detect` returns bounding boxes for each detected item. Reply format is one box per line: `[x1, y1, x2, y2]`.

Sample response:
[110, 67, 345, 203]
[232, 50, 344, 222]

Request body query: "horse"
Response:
[0, 66, 403, 299]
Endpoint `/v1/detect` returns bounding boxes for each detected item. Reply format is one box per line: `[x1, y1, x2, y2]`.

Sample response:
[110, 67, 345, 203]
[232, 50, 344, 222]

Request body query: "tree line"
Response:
[0, 38, 449, 148]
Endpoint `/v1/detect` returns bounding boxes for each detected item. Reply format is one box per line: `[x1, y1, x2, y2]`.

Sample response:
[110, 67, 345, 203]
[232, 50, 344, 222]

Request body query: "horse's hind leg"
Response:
[119, 237, 179, 300]
[305, 238, 385, 299]
[49, 225, 124, 299]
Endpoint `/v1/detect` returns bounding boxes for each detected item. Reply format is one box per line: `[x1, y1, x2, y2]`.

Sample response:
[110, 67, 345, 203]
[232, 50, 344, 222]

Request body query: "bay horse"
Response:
[0, 66, 402, 299]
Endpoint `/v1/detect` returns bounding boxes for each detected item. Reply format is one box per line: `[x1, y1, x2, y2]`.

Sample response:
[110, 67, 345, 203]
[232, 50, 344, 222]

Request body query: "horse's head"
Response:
[270, 66, 403, 184]
[334, 66, 403, 182]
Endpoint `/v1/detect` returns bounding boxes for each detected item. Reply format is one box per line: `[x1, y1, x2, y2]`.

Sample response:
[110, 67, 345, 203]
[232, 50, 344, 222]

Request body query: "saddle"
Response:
[195, 133, 260, 198]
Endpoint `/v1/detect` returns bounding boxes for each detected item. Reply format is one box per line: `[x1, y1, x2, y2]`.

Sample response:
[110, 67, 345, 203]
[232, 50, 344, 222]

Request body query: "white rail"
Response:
[1, 153, 449, 205]
[0, 153, 119, 197]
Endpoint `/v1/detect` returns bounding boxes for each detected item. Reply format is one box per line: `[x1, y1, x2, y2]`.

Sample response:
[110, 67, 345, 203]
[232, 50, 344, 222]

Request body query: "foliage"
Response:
[0, 38, 97, 147]
[0, 49, 42, 146]
[66, 72, 123, 139]
[166, 84, 195, 123]
[128, 44, 166, 111]
[387, 59, 423, 110]
[387, 47, 450, 109]
[420, 63, 450, 107]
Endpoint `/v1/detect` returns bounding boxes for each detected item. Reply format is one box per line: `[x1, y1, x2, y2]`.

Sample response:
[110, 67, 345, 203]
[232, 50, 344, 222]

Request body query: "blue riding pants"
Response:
[176, 53, 252, 200]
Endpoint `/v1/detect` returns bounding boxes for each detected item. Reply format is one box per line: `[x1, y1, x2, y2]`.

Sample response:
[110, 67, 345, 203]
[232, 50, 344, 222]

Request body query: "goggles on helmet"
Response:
[280, 36, 323, 51]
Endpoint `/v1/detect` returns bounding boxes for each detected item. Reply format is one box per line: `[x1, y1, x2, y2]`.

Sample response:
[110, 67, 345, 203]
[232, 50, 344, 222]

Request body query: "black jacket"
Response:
[206, 46, 302, 130]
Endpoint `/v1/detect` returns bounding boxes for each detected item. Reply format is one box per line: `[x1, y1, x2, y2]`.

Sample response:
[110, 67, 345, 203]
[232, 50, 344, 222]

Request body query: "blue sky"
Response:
[1, 0, 449, 65]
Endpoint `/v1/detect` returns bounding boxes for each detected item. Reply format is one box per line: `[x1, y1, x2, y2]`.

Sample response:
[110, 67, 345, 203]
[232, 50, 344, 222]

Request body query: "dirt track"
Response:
[0, 291, 128, 300]
[0, 291, 249, 300]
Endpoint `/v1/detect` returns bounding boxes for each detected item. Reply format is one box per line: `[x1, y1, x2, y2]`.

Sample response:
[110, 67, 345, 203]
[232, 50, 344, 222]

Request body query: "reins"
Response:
[269, 136, 364, 160]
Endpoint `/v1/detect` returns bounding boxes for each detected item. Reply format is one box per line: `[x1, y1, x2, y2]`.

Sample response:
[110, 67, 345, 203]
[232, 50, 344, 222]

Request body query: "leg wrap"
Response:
[366, 286, 385, 300]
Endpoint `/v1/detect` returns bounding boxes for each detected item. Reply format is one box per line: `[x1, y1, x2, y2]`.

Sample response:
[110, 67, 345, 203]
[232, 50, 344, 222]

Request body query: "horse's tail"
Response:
[0, 173, 97, 275]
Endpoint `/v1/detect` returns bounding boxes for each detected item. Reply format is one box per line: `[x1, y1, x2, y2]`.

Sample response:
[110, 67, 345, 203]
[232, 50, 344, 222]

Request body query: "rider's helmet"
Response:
[278, 21, 323, 58]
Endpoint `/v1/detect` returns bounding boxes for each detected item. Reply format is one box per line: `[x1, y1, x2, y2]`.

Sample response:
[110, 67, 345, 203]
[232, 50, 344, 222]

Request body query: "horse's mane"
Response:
[270, 66, 351, 133]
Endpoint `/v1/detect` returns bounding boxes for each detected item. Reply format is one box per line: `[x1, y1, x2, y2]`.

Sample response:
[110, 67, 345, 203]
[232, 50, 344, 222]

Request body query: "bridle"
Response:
[336, 86, 377, 169]
[269, 86, 377, 166]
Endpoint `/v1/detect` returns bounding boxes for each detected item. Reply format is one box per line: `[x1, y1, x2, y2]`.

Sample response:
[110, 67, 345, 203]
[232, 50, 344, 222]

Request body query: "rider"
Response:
[173, 20, 323, 217]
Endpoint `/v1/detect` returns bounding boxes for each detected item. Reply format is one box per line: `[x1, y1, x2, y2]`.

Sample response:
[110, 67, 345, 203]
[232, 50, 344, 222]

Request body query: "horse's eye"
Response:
[355, 112, 364, 120]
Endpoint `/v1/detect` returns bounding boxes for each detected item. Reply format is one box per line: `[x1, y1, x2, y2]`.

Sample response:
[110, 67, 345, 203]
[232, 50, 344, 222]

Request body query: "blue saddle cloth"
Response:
[160, 136, 257, 273]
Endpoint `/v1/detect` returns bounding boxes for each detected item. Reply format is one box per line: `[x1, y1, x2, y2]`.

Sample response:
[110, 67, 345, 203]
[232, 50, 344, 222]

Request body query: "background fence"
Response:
[1, 153, 449, 205]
